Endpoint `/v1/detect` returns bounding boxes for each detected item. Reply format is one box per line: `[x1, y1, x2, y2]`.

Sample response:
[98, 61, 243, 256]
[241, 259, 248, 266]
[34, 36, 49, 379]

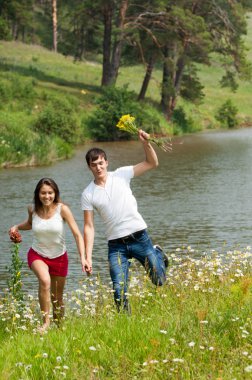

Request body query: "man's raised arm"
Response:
[133, 129, 159, 177]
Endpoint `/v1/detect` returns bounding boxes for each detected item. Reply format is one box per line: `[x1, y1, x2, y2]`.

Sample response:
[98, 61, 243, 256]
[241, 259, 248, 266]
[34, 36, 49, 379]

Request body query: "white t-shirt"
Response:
[81, 166, 147, 240]
[32, 204, 66, 258]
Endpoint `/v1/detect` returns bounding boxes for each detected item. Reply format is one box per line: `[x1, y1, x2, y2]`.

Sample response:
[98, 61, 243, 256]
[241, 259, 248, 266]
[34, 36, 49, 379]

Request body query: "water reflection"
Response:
[1, 128, 252, 293]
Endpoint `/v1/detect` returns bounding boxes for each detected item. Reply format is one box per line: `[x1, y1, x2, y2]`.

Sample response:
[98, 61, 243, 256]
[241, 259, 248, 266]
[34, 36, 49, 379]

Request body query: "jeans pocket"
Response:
[134, 230, 149, 243]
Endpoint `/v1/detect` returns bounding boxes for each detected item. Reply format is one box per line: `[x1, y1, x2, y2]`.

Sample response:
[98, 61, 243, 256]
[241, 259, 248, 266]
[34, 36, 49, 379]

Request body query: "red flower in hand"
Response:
[9, 230, 22, 243]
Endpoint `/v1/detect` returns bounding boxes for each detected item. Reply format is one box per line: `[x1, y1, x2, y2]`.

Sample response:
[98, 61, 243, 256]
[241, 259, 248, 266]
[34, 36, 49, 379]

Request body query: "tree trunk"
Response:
[167, 55, 186, 115]
[174, 55, 185, 92]
[101, 2, 113, 86]
[160, 47, 172, 117]
[52, 0, 57, 52]
[22, 26, 25, 42]
[102, 0, 128, 86]
[138, 56, 155, 101]
[161, 46, 186, 118]
[108, 0, 128, 85]
[12, 23, 18, 40]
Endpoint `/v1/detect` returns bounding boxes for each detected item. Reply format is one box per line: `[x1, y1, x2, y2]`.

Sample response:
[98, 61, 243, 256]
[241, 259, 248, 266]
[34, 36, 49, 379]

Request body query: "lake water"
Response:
[1, 128, 252, 294]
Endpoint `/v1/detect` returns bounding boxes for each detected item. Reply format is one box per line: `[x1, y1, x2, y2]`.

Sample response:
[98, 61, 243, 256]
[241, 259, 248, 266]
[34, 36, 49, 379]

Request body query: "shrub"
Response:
[33, 95, 81, 144]
[171, 106, 198, 134]
[0, 73, 36, 107]
[53, 136, 73, 159]
[0, 112, 37, 165]
[86, 85, 162, 141]
[0, 110, 73, 166]
[215, 99, 238, 128]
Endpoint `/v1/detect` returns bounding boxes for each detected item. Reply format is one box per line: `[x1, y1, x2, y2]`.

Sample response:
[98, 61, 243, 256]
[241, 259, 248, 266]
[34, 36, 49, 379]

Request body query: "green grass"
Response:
[1, 246, 252, 379]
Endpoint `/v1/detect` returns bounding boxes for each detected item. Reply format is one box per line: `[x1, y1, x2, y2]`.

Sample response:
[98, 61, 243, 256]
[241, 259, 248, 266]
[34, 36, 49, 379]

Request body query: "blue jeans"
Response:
[108, 229, 166, 307]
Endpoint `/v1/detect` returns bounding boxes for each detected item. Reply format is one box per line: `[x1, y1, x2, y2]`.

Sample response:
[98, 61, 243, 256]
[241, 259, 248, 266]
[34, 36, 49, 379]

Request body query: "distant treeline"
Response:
[0, 0, 252, 119]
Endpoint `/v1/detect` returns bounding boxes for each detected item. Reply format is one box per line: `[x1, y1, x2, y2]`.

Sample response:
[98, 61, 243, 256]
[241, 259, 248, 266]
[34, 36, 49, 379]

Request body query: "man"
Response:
[81, 129, 169, 311]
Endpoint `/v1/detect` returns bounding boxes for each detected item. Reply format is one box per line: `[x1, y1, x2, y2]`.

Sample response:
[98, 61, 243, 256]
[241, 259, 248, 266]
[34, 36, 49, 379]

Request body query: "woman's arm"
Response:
[61, 204, 86, 273]
[9, 205, 33, 233]
[83, 210, 94, 275]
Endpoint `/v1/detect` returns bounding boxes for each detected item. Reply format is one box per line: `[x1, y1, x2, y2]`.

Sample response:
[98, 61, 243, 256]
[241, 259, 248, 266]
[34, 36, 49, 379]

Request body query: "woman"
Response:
[9, 178, 86, 333]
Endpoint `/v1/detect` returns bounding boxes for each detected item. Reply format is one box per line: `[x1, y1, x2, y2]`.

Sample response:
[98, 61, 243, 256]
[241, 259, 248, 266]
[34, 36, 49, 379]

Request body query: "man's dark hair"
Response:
[85, 148, 107, 166]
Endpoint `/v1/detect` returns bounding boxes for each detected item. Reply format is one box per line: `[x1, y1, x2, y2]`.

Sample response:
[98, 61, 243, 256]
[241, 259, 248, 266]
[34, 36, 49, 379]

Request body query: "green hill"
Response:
[0, 13, 251, 167]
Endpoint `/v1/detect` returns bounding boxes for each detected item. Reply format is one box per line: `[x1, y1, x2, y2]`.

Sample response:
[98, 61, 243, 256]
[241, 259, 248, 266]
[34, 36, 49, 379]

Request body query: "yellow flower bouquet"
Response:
[116, 114, 172, 152]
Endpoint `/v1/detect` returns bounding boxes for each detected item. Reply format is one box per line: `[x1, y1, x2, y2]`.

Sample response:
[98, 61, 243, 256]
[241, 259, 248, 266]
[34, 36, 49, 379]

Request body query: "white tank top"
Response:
[32, 204, 66, 259]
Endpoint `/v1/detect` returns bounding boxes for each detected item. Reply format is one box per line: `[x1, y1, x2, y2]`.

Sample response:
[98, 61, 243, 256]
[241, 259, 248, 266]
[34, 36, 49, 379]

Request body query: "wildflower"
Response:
[56, 356, 62, 362]
[116, 114, 172, 152]
[15, 362, 23, 367]
[188, 341, 195, 347]
[160, 330, 168, 334]
[242, 329, 249, 335]
[9, 230, 22, 243]
[89, 346, 96, 351]
[245, 365, 252, 373]
[169, 338, 176, 344]
[42, 353, 48, 358]
[75, 289, 84, 294]
[173, 358, 184, 363]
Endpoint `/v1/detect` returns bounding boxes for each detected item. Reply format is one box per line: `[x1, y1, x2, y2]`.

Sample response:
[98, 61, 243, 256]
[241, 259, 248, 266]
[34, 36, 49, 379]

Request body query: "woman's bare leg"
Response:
[51, 275, 66, 325]
[31, 260, 51, 331]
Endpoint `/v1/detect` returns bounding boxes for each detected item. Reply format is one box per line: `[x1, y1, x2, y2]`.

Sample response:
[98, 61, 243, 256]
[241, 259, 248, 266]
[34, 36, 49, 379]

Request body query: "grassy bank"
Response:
[0, 13, 251, 167]
[0, 246, 252, 379]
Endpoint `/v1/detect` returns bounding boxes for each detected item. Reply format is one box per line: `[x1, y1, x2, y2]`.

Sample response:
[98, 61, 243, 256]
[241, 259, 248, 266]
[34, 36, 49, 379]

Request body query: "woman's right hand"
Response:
[9, 225, 18, 235]
[9, 226, 22, 243]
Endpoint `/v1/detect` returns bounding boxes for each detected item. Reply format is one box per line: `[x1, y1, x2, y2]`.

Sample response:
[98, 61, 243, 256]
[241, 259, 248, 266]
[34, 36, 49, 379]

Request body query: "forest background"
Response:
[0, 0, 252, 167]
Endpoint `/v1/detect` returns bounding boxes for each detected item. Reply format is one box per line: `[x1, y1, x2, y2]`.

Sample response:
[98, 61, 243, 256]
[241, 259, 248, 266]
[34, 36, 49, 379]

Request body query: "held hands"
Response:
[84, 258, 93, 275]
[80, 256, 92, 275]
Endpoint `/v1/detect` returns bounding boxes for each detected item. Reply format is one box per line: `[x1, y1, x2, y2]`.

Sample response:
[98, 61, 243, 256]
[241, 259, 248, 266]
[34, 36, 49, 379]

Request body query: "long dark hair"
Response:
[33, 178, 60, 212]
